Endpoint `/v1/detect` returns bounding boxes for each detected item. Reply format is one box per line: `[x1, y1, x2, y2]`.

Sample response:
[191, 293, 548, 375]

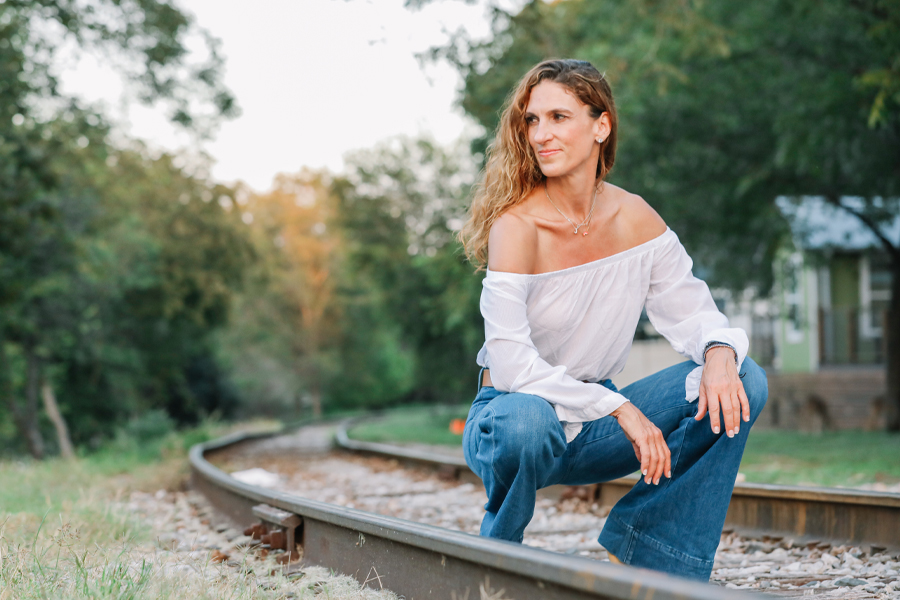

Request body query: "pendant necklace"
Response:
[544, 181, 601, 236]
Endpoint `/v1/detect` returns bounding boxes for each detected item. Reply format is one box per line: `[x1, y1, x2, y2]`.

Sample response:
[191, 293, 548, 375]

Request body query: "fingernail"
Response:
[744, 415, 750, 422]
[666, 471, 671, 478]
[654, 479, 659, 485]
[642, 469, 648, 475]
[713, 426, 720, 434]
[735, 426, 740, 434]
[727, 430, 734, 438]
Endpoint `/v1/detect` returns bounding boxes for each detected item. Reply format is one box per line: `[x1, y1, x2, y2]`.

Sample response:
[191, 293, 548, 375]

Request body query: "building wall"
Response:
[831, 255, 860, 308]
[756, 367, 887, 432]
[777, 255, 819, 374]
[612, 338, 685, 389]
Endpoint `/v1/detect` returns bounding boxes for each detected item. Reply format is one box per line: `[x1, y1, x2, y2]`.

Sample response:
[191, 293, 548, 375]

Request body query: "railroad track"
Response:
[190, 421, 899, 599]
[333, 420, 900, 554]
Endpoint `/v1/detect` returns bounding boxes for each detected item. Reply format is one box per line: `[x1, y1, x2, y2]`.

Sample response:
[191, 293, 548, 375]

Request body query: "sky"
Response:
[57, 0, 509, 191]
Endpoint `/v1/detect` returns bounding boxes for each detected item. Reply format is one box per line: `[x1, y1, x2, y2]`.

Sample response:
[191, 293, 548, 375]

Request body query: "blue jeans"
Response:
[462, 358, 768, 581]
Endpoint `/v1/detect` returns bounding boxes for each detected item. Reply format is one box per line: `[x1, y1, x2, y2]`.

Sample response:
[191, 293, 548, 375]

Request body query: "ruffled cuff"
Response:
[686, 328, 749, 401]
[701, 328, 748, 367]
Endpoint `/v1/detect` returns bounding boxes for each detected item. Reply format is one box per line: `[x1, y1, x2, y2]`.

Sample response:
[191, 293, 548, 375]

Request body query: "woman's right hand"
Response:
[610, 401, 671, 485]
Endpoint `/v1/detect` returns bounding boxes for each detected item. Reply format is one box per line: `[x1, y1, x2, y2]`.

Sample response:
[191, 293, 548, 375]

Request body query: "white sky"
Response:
[57, 0, 508, 191]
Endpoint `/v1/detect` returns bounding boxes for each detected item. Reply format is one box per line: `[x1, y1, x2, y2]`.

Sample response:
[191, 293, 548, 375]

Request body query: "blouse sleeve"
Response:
[644, 232, 749, 370]
[479, 272, 629, 434]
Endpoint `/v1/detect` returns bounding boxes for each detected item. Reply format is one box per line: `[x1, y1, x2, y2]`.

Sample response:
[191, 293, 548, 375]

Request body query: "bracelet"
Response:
[703, 341, 737, 365]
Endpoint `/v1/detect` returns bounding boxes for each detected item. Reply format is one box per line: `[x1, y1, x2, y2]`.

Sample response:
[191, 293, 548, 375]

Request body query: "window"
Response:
[783, 253, 805, 344]
[860, 254, 891, 337]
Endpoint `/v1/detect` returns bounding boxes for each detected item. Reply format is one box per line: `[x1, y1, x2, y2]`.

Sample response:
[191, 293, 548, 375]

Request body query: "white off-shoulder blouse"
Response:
[476, 227, 748, 443]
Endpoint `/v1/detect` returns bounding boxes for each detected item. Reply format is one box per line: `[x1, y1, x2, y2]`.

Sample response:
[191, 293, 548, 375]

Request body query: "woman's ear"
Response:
[593, 111, 611, 143]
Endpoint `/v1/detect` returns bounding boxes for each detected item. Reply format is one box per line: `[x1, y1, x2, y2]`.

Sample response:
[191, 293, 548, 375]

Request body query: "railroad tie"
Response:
[249, 504, 303, 564]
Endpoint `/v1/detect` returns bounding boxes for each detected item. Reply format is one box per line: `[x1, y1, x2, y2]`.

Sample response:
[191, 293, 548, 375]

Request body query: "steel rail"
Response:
[191, 427, 763, 600]
[335, 420, 900, 551]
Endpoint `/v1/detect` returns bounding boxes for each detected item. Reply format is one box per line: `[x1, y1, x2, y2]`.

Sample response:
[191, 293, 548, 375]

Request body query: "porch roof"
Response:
[776, 196, 900, 251]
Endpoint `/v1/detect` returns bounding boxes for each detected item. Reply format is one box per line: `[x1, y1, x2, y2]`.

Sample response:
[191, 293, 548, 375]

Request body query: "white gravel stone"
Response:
[116, 488, 399, 599]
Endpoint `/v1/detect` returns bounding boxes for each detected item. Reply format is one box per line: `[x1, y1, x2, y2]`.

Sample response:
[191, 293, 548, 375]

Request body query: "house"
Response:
[759, 197, 892, 430]
[774, 196, 894, 371]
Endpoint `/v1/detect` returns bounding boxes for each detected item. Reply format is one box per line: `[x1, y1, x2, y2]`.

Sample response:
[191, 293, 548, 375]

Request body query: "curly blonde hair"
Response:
[458, 59, 618, 270]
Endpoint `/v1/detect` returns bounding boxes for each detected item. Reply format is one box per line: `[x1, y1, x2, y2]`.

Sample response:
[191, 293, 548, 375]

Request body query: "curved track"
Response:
[334, 420, 900, 553]
[191, 425, 758, 600]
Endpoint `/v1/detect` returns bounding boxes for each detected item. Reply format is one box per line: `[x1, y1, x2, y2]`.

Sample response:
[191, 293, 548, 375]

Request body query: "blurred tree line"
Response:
[217, 138, 484, 419]
[0, 0, 248, 456]
[4, 0, 899, 457]
[0, 0, 485, 457]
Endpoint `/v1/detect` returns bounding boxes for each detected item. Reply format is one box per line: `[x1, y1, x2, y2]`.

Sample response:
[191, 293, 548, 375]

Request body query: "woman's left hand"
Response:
[696, 347, 749, 437]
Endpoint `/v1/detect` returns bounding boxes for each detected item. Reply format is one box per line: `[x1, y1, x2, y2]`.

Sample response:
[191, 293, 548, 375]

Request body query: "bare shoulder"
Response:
[488, 208, 538, 274]
[607, 184, 667, 243]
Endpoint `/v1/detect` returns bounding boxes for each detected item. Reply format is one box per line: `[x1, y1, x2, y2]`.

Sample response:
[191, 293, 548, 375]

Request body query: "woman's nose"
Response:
[533, 122, 552, 144]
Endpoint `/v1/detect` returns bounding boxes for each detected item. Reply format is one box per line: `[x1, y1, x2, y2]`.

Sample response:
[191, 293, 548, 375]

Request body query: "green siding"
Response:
[778, 257, 815, 373]
[780, 334, 812, 372]
[828, 255, 860, 364]
[830, 255, 859, 308]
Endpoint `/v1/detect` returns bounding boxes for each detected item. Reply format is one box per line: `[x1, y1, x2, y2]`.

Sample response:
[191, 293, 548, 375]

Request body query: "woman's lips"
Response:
[538, 149, 561, 157]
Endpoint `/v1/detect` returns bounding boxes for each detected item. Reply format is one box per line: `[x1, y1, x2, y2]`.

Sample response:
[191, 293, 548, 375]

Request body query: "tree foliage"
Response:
[216, 172, 346, 417]
[1, 0, 237, 134]
[425, 0, 898, 289]
[333, 137, 485, 404]
[0, 0, 245, 456]
[222, 139, 485, 415]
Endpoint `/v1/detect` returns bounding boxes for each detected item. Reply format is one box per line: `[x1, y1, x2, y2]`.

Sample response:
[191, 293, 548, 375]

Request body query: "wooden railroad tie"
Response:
[246, 504, 303, 563]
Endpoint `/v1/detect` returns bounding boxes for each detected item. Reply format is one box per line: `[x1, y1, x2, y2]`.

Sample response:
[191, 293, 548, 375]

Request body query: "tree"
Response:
[220, 139, 484, 416]
[0, 0, 241, 455]
[419, 0, 900, 429]
[85, 148, 253, 428]
[221, 171, 343, 418]
[333, 136, 485, 404]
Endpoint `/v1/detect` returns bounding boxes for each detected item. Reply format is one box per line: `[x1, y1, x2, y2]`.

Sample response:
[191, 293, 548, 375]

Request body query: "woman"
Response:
[458, 59, 767, 582]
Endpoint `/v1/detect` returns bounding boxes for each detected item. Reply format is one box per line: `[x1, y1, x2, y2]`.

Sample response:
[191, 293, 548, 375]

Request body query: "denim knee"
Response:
[480, 393, 566, 472]
[740, 357, 768, 422]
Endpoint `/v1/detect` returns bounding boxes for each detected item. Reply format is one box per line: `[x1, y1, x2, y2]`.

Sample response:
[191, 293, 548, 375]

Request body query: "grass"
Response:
[0, 420, 224, 520]
[346, 404, 900, 488]
[738, 430, 900, 487]
[347, 404, 472, 446]
[0, 419, 271, 600]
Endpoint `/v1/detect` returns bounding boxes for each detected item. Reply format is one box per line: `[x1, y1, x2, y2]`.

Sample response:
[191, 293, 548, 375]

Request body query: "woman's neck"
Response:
[545, 170, 599, 218]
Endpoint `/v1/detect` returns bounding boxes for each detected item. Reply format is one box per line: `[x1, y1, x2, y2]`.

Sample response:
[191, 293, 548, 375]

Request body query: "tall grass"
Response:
[0, 418, 293, 600]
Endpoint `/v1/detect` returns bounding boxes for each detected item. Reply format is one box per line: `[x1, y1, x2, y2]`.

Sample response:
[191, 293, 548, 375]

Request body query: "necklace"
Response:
[544, 181, 601, 236]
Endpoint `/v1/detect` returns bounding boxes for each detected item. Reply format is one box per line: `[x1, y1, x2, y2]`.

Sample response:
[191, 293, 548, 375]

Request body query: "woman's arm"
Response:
[644, 232, 750, 437]
[487, 211, 538, 274]
[480, 273, 629, 426]
[697, 346, 750, 438]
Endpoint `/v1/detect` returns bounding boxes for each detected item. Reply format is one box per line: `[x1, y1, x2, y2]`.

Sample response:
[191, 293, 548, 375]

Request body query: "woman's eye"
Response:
[525, 116, 537, 125]
[553, 113, 566, 121]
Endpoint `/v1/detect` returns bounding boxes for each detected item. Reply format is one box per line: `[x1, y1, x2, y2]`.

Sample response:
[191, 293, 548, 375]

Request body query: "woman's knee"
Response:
[480, 393, 565, 461]
[740, 357, 768, 421]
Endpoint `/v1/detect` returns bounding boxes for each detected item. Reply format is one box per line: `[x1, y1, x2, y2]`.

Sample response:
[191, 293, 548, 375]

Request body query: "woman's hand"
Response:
[610, 402, 671, 485]
[696, 347, 749, 437]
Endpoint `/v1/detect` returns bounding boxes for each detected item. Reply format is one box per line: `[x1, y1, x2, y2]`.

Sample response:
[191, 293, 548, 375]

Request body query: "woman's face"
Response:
[524, 80, 609, 179]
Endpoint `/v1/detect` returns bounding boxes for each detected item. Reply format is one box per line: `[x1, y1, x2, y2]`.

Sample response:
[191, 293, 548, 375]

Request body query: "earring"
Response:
[596, 137, 604, 143]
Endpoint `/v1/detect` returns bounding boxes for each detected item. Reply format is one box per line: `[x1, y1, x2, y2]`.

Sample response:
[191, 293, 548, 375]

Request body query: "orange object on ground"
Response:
[449, 418, 466, 435]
